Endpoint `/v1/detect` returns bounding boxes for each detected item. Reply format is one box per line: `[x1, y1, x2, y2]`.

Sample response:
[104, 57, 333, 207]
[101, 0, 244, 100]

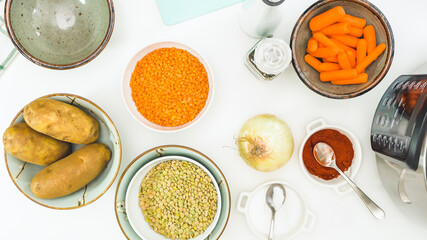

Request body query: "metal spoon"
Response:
[313, 142, 385, 220]
[266, 184, 286, 240]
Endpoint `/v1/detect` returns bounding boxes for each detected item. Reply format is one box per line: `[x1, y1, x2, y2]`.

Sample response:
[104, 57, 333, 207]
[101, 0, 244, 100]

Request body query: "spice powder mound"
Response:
[302, 129, 354, 180]
[130, 47, 209, 127]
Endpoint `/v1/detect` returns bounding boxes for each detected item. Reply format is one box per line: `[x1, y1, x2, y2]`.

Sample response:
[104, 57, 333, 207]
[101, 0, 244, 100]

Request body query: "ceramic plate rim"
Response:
[114, 145, 231, 240]
[125, 155, 222, 240]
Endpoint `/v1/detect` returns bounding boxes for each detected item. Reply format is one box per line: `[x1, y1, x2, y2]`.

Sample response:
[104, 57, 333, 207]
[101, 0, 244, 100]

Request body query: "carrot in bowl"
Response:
[312, 32, 338, 48]
[364, 25, 376, 53]
[304, 54, 322, 71]
[349, 27, 363, 37]
[321, 22, 350, 35]
[310, 47, 340, 58]
[319, 63, 341, 72]
[307, 38, 319, 53]
[320, 69, 358, 82]
[324, 56, 338, 63]
[331, 73, 368, 85]
[309, 6, 346, 31]
[356, 39, 367, 65]
[338, 14, 366, 28]
[330, 39, 356, 56]
[337, 52, 352, 70]
[346, 50, 356, 68]
[356, 43, 386, 73]
[331, 35, 359, 48]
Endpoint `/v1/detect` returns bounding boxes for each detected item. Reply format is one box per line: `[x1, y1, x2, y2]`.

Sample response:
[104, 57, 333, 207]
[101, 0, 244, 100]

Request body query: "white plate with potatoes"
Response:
[3, 93, 121, 209]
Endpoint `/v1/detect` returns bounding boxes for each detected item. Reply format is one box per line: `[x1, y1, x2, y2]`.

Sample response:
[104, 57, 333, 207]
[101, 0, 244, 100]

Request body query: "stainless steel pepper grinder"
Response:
[238, 0, 286, 38]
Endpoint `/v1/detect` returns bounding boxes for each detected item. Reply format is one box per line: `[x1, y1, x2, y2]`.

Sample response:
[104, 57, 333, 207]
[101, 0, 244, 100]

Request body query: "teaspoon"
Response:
[313, 142, 385, 220]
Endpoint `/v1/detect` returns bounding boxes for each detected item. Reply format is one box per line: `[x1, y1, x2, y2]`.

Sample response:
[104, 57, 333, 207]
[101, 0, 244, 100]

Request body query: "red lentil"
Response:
[130, 48, 209, 127]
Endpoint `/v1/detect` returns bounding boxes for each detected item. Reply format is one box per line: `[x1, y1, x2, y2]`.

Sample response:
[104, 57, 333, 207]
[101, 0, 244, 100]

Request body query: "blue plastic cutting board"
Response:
[156, 0, 243, 26]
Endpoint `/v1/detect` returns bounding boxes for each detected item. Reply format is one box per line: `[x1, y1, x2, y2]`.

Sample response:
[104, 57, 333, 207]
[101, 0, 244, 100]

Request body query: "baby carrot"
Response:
[319, 63, 341, 72]
[320, 69, 358, 82]
[364, 25, 376, 53]
[356, 43, 386, 73]
[349, 27, 363, 37]
[309, 6, 346, 31]
[321, 22, 350, 35]
[310, 47, 340, 58]
[330, 39, 356, 56]
[331, 73, 368, 85]
[338, 14, 366, 28]
[305, 54, 322, 72]
[346, 50, 356, 68]
[324, 56, 338, 63]
[308, 38, 319, 53]
[331, 35, 359, 48]
[356, 39, 367, 65]
[337, 52, 352, 70]
[312, 32, 338, 48]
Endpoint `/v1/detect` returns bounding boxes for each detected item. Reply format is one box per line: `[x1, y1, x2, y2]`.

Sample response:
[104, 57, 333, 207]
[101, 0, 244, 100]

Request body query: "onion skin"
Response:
[237, 114, 294, 172]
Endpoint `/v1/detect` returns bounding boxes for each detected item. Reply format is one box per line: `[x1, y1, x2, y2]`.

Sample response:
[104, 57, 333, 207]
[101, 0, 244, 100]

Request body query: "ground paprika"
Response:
[302, 129, 354, 180]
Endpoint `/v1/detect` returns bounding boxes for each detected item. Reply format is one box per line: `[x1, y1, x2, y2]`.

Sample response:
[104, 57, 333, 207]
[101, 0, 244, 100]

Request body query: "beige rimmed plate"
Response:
[4, 93, 122, 209]
[114, 145, 231, 240]
[125, 155, 221, 240]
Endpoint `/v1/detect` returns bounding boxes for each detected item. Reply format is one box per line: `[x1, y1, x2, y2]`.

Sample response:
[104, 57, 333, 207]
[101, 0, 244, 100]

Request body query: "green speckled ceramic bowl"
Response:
[115, 145, 231, 240]
[4, 94, 122, 209]
[4, 0, 114, 70]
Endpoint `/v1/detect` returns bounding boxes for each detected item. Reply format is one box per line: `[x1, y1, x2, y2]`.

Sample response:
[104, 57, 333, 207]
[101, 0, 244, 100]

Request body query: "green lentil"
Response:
[139, 160, 217, 240]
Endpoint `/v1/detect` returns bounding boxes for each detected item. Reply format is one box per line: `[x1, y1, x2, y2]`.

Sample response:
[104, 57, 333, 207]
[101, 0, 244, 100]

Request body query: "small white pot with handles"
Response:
[236, 181, 315, 240]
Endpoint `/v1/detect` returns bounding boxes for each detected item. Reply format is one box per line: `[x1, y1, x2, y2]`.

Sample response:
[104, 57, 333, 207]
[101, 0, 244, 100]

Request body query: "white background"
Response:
[1, 0, 427, 239]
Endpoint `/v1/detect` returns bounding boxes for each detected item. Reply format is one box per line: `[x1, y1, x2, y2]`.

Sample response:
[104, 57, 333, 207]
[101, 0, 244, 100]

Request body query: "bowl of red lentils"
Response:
[122, 42, 214, 132]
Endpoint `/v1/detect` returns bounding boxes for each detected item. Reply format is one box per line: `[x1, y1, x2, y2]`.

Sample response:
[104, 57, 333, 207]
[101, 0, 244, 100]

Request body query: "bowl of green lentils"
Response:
[125, 155, 221, 240]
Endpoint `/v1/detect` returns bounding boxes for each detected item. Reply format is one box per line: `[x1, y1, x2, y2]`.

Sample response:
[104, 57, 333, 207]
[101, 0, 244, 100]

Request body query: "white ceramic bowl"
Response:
[122, 42, 214, 132]
[4, 94, 122, 209]
[299, 118, 362, 195]
[125, 155, 221, 240]
[237, 181, 315, 240]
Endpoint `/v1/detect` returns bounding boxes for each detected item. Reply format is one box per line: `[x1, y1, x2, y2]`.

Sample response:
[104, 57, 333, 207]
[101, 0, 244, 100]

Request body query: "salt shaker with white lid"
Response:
[245, 36, 292, 81]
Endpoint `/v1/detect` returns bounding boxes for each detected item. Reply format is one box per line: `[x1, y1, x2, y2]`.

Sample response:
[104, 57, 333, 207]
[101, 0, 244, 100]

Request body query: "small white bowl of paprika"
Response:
[299, 118, 362, 195]
[121, 41, 214, 132]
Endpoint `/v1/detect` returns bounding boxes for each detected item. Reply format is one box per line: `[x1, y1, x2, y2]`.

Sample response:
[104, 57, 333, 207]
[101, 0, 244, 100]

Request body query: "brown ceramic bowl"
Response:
[291, 0, 394, 99]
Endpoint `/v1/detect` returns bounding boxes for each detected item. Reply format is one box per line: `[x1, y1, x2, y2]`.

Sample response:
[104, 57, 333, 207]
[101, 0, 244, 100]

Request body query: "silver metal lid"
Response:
[253, 38, 291, 75]
[262, 0, 285, 6]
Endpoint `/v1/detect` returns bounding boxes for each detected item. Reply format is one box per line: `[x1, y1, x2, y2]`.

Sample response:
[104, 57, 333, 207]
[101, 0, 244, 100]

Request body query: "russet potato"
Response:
[3, 122, 71, 166]
[30, 143, 111, 199]
[23, 98, 99, 144]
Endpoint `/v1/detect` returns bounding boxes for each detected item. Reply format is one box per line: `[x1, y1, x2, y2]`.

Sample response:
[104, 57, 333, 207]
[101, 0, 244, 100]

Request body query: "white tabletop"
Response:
[1, 0, 427, 239]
